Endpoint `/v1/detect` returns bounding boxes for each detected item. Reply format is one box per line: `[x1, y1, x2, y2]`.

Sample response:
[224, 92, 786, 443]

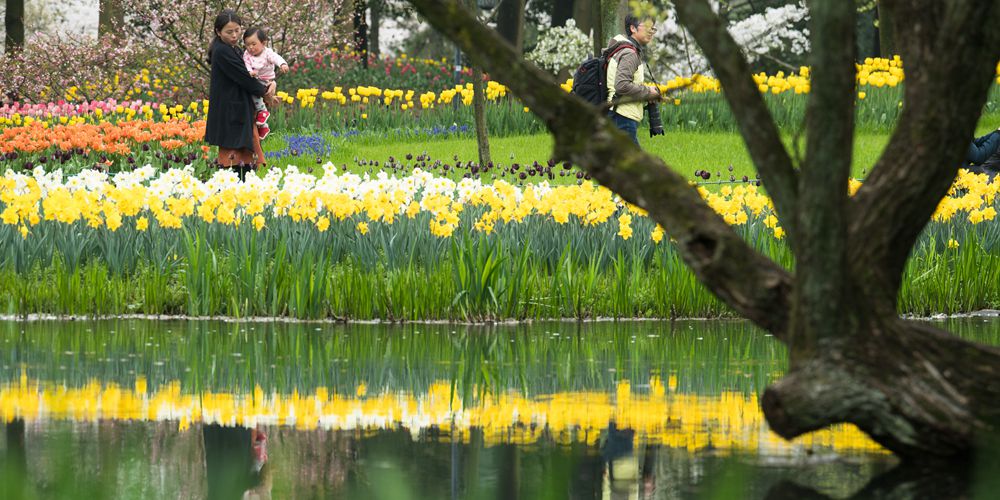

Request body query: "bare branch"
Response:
[847, 0, 1000, 306]
[407, 0, 793, 338]
[673, 0, 800, 246]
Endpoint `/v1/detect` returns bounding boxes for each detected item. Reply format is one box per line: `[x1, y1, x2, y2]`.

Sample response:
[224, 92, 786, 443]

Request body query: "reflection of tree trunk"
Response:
[464, 428, 483, 497]
[202, 424, 254, 500]
[496, 444, 520, 500]
[570, 442, 603, 499]
[3, 419, 27, 499]
[496, 0, 525, 55]
[4, 0, 25, 53]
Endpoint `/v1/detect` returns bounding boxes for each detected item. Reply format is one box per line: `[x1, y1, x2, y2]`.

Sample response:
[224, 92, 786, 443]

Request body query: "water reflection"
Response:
[0, 318, 997, 498]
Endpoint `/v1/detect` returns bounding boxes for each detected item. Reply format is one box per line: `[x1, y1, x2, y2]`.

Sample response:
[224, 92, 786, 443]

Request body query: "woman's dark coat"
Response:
[204, 38, 268, 151]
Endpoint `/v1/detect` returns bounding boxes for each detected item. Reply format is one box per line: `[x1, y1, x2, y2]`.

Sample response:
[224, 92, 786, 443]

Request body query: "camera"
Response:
[646, 102, 665, 137]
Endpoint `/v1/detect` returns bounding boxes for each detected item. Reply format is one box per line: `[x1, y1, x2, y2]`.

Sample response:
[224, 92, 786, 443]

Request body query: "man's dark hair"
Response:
[624, 14, 641, 35]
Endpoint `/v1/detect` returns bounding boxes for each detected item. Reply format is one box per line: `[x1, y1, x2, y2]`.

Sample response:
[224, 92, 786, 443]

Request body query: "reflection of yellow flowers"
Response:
[0, 377, 886, 453]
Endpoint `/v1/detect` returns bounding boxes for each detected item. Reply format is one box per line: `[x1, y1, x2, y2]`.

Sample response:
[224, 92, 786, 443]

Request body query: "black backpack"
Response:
[571, 43, 638, 107]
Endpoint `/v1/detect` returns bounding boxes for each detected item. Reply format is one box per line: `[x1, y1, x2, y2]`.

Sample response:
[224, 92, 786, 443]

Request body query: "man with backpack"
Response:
[604, 14, 662, 145]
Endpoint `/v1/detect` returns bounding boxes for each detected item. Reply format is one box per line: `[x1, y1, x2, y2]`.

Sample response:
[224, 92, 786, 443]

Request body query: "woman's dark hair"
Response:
[244, 27, 269, 43]
[207, 9, 243, 64]
[624, 14, 641, 36]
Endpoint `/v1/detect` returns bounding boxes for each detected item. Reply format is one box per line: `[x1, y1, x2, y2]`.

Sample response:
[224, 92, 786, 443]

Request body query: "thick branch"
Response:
[847, 0, 1000, 308]
[674, 0, 800, 245]
[763, 317, 1000, 458]
[407, 0, 793, 337]
[791, 1, 855, 354]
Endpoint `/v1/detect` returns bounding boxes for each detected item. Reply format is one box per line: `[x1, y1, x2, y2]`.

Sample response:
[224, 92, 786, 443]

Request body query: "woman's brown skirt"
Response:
[216, 125, 266, 168]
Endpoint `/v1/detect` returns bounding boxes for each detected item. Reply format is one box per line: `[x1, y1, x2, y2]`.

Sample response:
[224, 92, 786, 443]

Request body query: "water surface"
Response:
[1, 318, 997, 498]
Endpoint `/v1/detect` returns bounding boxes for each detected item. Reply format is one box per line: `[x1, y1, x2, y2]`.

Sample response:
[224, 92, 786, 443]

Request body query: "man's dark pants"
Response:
[609, 112, 639, 145]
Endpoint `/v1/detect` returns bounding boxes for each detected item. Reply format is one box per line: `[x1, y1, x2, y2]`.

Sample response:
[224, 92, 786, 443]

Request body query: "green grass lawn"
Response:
[266, 115, 1000, 186]
[311, 130, 890, 183]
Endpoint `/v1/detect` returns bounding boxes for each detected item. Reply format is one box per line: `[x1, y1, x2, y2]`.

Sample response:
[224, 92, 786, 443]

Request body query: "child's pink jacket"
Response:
[243, 48, 287, 82]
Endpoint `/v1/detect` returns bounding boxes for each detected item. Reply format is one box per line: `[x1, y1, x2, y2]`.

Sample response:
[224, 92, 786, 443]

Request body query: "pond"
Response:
[0, 318, 997, 499]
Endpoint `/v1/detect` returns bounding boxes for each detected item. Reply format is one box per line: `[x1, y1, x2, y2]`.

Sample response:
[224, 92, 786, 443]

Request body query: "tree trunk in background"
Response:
[876, 2, 894, 58]
[598, 0, 627, 56]
[354, 0, 369, 68]
[98, 0, 125, 38]
[472, 65, 491, 166]
[4, 0, 24, 53]
[856, 6, 879, 60]
[467, 0, 491, 166]
[496, 0, 525, 55]
[573, 0, 599, 55]
[370, 0, 382, 59]
[551, 0, 575, 28]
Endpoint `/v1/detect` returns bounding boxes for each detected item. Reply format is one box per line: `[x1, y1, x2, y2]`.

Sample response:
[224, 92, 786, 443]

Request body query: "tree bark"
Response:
[598, 0, 626, 56]
[98, 0, 125, 38]
[496, 0, 525, 55]
[467, 0, 492, 166]
[572, 0, 599, 54]
[406, 0, 1000, 461]
[353, 0, 369, 69]
[4, 0, 24, 54]
[791, 0, 855, 356]
[370, 0, 382, 59]
[876, 1, 894, 58]
[551, 0, 575, 28]
[472, 66, 492, 167]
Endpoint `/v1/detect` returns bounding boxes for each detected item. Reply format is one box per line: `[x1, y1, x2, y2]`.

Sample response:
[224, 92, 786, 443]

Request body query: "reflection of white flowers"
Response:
[650, 1, 810, 78]
[527, 19, 593, 75]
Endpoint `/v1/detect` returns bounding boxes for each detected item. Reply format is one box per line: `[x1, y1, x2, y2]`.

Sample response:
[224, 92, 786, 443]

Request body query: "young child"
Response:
[243, 27, 288, 140]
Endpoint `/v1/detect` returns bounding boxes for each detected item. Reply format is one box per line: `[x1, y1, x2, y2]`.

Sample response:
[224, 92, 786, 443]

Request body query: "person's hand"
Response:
[279, 64, 289, 74]
[249, 70, 258, 78]
[265, 82, 277, 98]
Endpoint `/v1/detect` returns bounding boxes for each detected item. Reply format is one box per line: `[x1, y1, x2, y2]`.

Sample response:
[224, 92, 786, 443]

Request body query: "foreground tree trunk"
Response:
[407, 0, 1000, 461]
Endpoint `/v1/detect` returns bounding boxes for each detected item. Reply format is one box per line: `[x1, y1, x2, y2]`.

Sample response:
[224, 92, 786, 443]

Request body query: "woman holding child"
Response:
[204, 9, 276, 179]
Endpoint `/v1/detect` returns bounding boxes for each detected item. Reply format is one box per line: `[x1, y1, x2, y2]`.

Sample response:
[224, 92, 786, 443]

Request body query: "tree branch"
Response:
[673, 0, 800, 246]
[791, 0, 855, 353]
[847, 0, 1000, 309]
[407, 0, 793, 338]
